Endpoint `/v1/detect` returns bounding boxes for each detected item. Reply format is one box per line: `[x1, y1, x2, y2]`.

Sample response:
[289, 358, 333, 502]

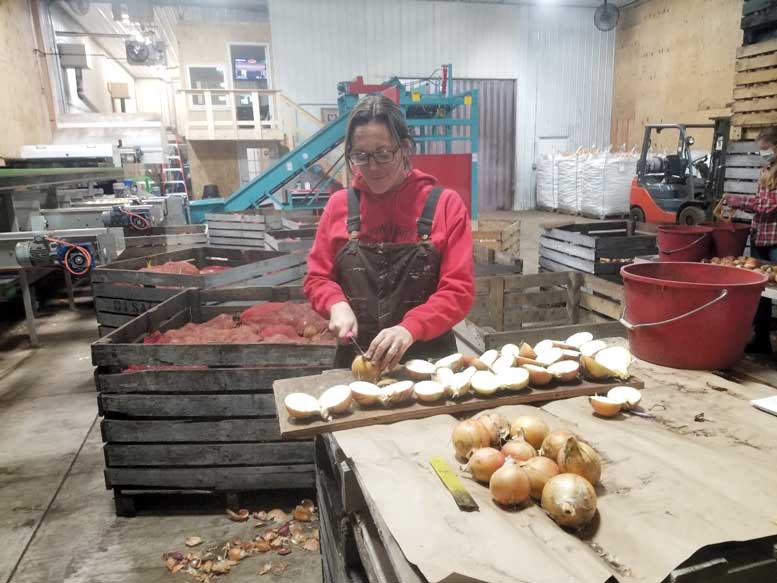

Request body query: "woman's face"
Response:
[349, 121, 408, 194]
[757, 138, 776, 158]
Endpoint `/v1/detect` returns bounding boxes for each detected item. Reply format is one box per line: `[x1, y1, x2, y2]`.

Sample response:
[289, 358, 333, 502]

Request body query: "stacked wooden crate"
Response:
[725, 140, 764, 199]
[732, 2, 777, 141]
[471, 218, 520, 256]
[539, 221, 657, 282]
[93, 286, 336, 516]
[264, 228, 318, 252]
[119, 225, 208, 259]
[206, 211, 283, 248]
[91, 246, 307, 336]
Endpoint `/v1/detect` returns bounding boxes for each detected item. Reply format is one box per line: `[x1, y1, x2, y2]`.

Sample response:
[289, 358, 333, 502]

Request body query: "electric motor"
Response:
[14, 238, 55, 268]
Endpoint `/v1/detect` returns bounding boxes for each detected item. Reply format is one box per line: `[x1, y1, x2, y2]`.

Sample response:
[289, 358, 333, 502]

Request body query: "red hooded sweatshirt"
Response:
[303, 169, 475, 342]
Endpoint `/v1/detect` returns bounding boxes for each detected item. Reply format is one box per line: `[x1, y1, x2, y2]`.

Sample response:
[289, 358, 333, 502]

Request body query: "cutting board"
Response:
[273, 369, 645, 439]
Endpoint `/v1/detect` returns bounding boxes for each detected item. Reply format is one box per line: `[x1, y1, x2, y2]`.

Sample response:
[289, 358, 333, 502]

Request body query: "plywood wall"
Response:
[611, 0, 743, 150]
[188, 140, 240, 200]
[0, 0, 53, 158]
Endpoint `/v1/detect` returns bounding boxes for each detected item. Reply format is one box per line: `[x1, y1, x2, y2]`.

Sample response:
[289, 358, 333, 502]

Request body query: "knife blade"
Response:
[345, 331, 369, 359]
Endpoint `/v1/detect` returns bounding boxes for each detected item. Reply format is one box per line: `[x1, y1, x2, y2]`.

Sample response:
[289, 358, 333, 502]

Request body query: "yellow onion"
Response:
[451, 419, 490, 460]
[509, 416, 549, 450]
[489, 458, 531, 507]
[466, 447, 506, 483]
[557, 437, 601, 486]
[501, 433, 537, 462]
[540, 430, 573, 461]
[520, 456, 560, 499]
[541, 473, 597, 529]
[475, 411, 511, 446]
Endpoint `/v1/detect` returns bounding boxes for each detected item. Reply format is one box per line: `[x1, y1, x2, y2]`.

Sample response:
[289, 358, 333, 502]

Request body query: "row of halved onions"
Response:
[452, 413, 600, 529]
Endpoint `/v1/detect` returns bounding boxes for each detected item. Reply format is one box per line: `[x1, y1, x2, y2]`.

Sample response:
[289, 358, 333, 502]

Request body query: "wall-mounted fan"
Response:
[594, 0, 619, 32]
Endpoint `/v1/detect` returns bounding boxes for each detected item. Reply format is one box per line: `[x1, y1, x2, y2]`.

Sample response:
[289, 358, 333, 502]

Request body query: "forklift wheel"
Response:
[677, 206, 706, 225]
[629, 206, 645, 223]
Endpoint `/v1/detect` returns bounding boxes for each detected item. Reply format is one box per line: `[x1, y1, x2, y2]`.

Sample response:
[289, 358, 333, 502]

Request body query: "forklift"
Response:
[629, 117, 730, 225]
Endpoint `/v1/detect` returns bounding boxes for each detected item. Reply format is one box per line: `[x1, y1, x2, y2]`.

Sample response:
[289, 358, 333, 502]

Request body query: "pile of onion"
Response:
[541, 473, 597, 529]
[489, 458, 531, 507]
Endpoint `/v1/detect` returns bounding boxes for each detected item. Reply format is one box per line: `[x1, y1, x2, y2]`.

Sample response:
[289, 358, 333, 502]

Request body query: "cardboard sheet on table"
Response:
[335, 379, 777, 583]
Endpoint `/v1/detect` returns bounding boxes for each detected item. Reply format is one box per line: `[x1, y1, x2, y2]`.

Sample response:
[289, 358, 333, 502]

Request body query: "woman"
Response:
[304, 95, 475, 371]
[724, 127, 777, 353]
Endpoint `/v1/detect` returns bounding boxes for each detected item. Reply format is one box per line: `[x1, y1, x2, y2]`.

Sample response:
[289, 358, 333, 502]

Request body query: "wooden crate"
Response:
[539, 221, 657, 282]
[726, 140, 763, 197]
[471, 218, 520, 256]
[206, 211, 283, 248]
[473, 243, 523, 277]
[92, 286, 337, 516]
[732, 38, 777, 140]
[281, 211, 320, 230]
[455, 271, 624, 353]
[119, 225, 208, 259]
[265, 228, 317, 252]
[91, 246, 306, 336]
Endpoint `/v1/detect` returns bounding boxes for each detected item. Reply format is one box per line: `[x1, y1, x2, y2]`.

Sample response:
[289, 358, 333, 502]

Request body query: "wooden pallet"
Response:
[733, 38, 777, 139]
[205, 211, 283, 248]
[726, 140, 764, 198]
[456, 271, 624, 352]
[93, 286, 337, 516]
[538, 221, 656, 282]
[264, 227, 317, 252]
[471, 218, 520, 256]
[119, 225, 208, 259]
[91, 246, 306, 336]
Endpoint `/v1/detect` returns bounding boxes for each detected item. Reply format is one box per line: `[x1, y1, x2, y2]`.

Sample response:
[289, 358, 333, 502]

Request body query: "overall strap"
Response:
[346, 187, 361, 238]
[417, 186, 444, 240]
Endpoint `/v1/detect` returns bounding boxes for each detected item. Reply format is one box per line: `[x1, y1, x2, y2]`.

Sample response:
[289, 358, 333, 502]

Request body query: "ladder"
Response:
[162, 131, 190, 198]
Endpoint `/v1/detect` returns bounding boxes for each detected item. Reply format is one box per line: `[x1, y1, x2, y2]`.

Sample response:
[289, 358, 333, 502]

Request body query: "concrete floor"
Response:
[0, 210, 587, 583]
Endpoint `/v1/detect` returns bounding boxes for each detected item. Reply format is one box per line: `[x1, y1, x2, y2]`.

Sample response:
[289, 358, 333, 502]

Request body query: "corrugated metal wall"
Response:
[268, 0, 614, 210]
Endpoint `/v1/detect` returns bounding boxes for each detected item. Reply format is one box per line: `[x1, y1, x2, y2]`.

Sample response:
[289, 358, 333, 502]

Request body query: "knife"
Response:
[345, 331, 370, 359]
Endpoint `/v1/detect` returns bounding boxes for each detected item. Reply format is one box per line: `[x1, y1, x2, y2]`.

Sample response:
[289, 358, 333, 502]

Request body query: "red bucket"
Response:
[620, 262, 767, 370]
[657, 225, 713, 262]
[700, 222, 751, 257]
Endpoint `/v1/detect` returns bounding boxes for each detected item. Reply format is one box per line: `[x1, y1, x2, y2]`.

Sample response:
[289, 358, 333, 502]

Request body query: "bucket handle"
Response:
[660, 233, 709, 255]
[619, 289, 729, 331]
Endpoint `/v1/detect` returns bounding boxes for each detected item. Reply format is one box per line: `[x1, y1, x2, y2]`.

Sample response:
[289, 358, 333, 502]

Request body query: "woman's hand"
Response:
[366, 326, 414, 372]
[329, 301, 358, 339]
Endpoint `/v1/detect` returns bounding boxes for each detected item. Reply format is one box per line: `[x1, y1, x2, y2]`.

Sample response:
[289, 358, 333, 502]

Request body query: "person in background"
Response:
[304, 95, 475, 371]
[724, 127, 777, 353]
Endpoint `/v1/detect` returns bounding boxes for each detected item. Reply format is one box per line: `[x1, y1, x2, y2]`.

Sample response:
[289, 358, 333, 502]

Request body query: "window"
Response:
[188, 65, 227, 107]
[230, 44, 271, 122]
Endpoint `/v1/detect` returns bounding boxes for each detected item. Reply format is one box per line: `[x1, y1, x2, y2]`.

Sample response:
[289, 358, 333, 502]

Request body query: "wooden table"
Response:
[313, 347, 777, 583]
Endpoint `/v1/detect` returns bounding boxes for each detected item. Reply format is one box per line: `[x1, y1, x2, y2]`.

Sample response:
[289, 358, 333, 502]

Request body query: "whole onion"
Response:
[475, 411, 510, 446]
[467, 447, 506, 482]
[452, 419, 491, 460]
[541, 473, 597, 529]
[501, 435, 537, 462]
[489, 458, 530, 507]
[520, 456, 560, 499]
[540, 430, 574, 461]
[557, 437, 601, 486]
[509, 416, 549, 450]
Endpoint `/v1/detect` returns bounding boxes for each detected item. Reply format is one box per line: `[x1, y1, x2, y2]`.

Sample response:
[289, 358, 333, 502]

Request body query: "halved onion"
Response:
[496, 367, 530, 391]
[607, 386, 642, 409]
[560, 349, 581, 361]
[492, 354, 516, 373]
[404, 359, 437, 380]
[580, 355, 616, 380]
[318, 385, 353, 416]
[500, 343, 521, 360]
[523, 364, 553, 386]
[471, 370, 501, 396]
[580, 339, 607, 358]
[515, 355, 543, 367]
[379, 380, 415, 405]
[547, 360, 580, 383]
[414, 380, 446, 402]
[594, 347, 632, 380]
[565, 332, 593, 349]
[284, 393, 321, 419]
[589, 395, 622, 417]
[443, 367, 476, 399]
[519, 342, 537, 360]
[535, 347, 564, 367]
[435, 353, 464, 371]
[534, 339, 556, 354]
[479, 349, 499, 368]
[351, 355, 380, 382]
[349, 381, 382, 406]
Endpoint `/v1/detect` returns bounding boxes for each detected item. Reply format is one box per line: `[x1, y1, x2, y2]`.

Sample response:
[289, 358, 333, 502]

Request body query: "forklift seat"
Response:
[664, 154, 687, 182]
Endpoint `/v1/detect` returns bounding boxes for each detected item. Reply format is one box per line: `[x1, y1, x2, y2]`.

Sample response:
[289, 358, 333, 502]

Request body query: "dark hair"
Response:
[757, 127, 777, 189]
[344, 95, 414, 170]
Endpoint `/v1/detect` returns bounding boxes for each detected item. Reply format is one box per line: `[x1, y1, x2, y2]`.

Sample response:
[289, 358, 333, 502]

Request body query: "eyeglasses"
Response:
[348, 147, 399, 166]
